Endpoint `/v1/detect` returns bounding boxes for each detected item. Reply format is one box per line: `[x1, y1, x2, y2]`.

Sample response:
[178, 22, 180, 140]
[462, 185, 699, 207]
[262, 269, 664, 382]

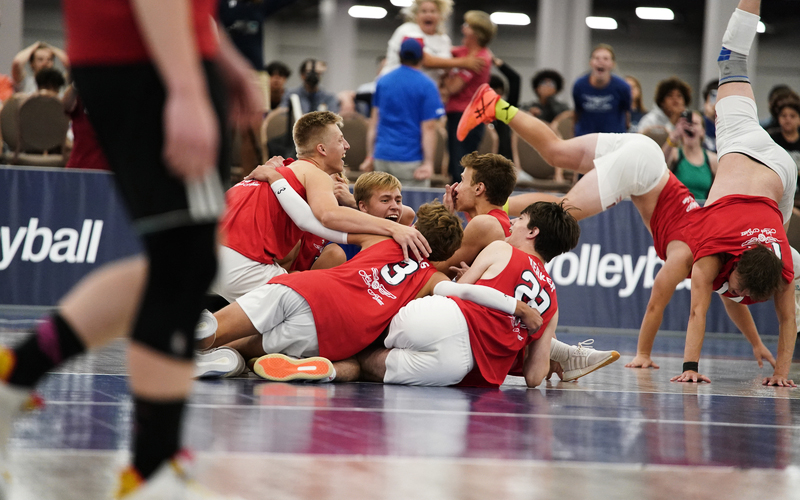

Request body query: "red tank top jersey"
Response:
[487, 208, 512, 237]
[220, 166, 307, 265]
[686, 195, 794, 300]
[649, 172, 700, 260]
[63, 0, 219, 65]
[454, 247, 558, 388]
[269, 240, 437, 361]
[290, 234, 327, 272]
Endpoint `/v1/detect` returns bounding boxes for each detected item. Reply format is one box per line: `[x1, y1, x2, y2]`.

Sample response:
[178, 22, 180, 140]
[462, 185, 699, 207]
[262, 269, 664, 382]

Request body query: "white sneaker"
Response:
[116, 450, 244, 500]
[194, 310, 217, 342]
[561, 339, 620, 382]
[194, 347, 245, 379]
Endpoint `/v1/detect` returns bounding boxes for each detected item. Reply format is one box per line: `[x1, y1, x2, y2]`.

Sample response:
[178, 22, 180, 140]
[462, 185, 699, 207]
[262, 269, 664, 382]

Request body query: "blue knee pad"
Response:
[130, 223, 218, 360]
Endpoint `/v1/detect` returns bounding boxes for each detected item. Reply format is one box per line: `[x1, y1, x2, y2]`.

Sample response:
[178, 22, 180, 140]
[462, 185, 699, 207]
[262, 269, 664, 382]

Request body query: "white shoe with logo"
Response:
[561, 339, 620, 382]
[116, 450, 244, 500]
[194, 347, 246, 379]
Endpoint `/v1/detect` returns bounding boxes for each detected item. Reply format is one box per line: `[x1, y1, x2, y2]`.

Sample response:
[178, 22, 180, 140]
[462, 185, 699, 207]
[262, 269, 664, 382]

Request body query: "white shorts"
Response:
[594, 133, 668, 210]
[716, 95, 797, 223]
[210, 246, 287, 303]
[384, 296, 475, 386]
[237, 283, 319, 358]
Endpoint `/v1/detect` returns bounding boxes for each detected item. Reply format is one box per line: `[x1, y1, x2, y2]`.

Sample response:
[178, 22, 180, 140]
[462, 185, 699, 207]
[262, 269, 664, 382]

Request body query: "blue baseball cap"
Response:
[399, 38, 423, 61]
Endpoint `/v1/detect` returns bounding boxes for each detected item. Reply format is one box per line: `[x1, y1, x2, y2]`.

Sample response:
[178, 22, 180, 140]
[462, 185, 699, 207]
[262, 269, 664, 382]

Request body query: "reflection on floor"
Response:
[0, 328, 798, 500]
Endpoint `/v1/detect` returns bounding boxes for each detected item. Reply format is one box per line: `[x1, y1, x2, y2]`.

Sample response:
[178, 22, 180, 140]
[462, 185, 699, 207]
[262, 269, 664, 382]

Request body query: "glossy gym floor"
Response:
[1, 318, 798, 500]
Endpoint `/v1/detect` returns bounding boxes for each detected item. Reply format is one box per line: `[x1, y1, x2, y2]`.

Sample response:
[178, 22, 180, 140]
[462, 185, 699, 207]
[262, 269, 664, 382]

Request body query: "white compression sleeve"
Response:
[270, 179, 349, 244]
[433, 281, 517, 315]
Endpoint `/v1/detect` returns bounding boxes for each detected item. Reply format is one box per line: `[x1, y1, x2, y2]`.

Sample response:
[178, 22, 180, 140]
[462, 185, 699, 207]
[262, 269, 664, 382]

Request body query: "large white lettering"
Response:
[0, 218, 103, 270]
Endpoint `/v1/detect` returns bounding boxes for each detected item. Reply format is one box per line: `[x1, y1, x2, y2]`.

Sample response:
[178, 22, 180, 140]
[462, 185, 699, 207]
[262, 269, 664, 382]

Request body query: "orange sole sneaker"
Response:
[456, 83, 500, 141]
[253, 353, 334, 382]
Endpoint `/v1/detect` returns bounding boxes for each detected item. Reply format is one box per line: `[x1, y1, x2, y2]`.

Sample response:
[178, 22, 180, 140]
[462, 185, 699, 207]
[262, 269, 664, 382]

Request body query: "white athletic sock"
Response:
[550, 338, 570, 363]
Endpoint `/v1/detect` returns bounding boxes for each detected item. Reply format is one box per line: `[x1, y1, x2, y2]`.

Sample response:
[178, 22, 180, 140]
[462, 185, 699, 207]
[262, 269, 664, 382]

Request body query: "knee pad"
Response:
[131, 223, 218, 360]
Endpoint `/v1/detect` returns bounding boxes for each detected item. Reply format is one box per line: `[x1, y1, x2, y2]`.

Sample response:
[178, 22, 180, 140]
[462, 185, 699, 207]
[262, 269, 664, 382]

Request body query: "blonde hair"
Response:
[464, 10, 496, 47]
[403, 0, 453, 33]
[292, 111, 343, 157]
[354, 172, 402, 206]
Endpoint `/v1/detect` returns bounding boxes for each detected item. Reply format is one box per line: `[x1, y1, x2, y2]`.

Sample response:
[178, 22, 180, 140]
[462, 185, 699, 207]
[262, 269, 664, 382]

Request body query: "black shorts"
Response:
[71, 61, 230, 234]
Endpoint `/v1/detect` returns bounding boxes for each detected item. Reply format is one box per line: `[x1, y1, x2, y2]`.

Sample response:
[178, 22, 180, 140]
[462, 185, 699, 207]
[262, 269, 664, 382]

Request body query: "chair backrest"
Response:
[17, 93, 69, 153]
[512, 131, 555, 179]
[640, 126, 669, 148]
[264, 108, 289, 141]
[341, 114, 369, 170]
[477, 123, 499, 155]
[0, 94, 24, 151]
[554, 110, 574, 140]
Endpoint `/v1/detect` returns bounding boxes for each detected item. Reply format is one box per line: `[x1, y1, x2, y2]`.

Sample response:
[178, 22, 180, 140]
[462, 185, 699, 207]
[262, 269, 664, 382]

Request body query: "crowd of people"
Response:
[0, 0, 798, 499]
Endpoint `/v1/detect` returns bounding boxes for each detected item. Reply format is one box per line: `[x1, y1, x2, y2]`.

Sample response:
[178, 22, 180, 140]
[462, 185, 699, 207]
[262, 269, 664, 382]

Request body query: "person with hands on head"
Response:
[670, 0, 797, 387]
[11, 41, 70, 94]
[663, 110, 718, 200]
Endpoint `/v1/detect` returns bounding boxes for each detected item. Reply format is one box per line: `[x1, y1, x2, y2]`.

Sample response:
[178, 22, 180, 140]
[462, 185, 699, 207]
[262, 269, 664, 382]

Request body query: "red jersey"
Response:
[454, 247, 558, 388]
[63, 0, 219, 65]
[487, 208, 512, 237]
[649, 172, 699, 260]
[65, 95, 110, 171]
[220, 165, 307, 265]
[686, 194, 794, 303]
[290, 234, 327, 272]
[445, 47, 492, 113]
[269, 240, 437, 361]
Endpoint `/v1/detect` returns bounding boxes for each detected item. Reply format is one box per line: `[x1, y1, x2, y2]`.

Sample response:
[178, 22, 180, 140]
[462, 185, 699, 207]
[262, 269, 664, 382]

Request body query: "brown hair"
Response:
[655, 76, 692, 109]
[354, 172, 402, 206]
[414, 201, 463, 262]
[293, 111, 343, 157]
[736, 245, 785, 302]
[625, 75, 646, 113]
[464, 10, 496, 47]
[520, 201, 581, 263]
[770, 94, 800, 121]
[460, 152, 517, 206]
[591, 44, 616, 61]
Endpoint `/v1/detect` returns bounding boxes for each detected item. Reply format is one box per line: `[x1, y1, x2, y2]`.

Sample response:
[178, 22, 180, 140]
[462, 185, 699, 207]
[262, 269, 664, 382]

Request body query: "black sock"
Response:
[132, 397, 185, 480]
[7, 314, 86, 388]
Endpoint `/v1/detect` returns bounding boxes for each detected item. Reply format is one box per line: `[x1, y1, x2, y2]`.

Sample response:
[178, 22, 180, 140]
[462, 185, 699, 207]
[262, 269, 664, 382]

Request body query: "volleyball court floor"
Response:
[1, 313, 799, 500]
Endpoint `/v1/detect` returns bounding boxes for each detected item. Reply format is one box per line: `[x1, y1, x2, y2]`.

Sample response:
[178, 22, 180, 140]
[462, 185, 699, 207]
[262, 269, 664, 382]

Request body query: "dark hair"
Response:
[299, 58, 324, 76]
[737, 245, 785, 302]
[29, 44, 54, 64]
[520, 201, 580, 263]
[702, 80, 718, 102]
[768, 84, 792, 102]
[265, 61, 291, 78]
[35, 68, 65, 92]
[770, 91, 800, 120]
[414, 201, 464, 262]
[460, 152, 517, 206]
[489, 74, 506, 95]
[532, 69, 564, 94]
[654, 76, 692, 109]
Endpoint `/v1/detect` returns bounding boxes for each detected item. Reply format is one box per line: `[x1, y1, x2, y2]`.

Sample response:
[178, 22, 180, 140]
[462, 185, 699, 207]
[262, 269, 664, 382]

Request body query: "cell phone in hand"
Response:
[680, 110, 694, 138]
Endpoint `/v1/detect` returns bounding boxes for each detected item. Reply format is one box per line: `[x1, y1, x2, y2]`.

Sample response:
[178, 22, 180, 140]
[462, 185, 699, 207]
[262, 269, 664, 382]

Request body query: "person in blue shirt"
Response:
[571, 44, 631, 136]
[360, 38, 445, 188]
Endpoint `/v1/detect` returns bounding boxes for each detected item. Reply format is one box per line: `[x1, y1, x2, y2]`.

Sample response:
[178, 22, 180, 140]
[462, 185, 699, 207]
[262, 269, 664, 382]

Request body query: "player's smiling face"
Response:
[360, 188, 403, 222]
[321, 124, 349, 173]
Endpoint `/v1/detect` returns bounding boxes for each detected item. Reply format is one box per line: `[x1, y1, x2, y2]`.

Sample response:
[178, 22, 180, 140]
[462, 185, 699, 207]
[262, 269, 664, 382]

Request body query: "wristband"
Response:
[666, 137, 677, 148]
[682, 361, 699, 373]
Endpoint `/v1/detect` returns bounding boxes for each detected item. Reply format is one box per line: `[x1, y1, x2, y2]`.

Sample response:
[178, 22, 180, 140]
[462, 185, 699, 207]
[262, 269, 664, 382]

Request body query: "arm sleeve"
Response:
[270, 179, 349, 244]
[497, 63, 521, 107]
[433, 281, 517, 315]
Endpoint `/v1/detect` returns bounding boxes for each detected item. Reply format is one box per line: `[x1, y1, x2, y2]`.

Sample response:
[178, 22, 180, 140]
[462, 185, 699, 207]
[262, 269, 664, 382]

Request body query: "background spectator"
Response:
[760, 84, 793, 129]
[34, 67, 65, 95]
[625, 75, 647, 131]
[11, 42, 69, 94]
[63, 83, 110, 171]
[663, 110, 718, 200]
[524, 69, 569, 123]
[637, 76, 691, 134]
[443, 10, 495, 183]
[572, 44, 630, 136]
[768, 94, 800, 173]
[700, 80, 718, 152]
[265, 60, 290, 111]
[489, 57, 520, 160]
[280, 58, 340, 114]
[360, 38, 444, 188]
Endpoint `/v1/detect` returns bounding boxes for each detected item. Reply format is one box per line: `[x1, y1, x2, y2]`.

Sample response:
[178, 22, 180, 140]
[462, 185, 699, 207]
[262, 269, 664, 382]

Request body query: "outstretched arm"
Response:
[720, 297, 776, 369]
[671, 257, 719, 383]
[766, 280, 797, 387]
[11, 42, 41, 85]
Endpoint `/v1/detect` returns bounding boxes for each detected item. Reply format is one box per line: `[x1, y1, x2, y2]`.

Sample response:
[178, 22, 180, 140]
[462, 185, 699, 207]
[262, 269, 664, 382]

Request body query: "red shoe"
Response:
[456, 83, 500, 141]
[253, 353, 335, 382]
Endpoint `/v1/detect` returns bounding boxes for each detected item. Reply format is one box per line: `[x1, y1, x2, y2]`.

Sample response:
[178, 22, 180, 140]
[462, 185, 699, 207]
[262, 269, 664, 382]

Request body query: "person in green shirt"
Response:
[663, 110, 718, 200]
